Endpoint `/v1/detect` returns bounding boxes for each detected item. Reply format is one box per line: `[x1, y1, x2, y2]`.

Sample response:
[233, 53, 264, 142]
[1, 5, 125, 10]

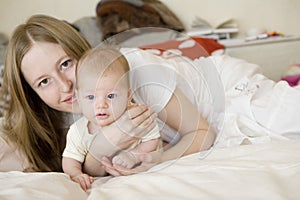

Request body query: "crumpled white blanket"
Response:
[1, 140, 299, 200]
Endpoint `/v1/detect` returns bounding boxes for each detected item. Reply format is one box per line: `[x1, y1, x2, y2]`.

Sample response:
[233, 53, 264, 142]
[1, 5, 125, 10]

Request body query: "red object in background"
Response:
[140, 37, 225, 60]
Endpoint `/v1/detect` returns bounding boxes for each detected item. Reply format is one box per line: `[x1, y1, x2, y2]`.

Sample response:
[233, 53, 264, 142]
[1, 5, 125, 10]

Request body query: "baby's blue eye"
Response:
[107, 93, 116, 99]
[87, 95, 95, 100]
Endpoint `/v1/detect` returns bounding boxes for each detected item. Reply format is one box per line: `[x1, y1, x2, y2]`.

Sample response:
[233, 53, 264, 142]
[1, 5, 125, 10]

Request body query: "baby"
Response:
[62, 47, 161, 190]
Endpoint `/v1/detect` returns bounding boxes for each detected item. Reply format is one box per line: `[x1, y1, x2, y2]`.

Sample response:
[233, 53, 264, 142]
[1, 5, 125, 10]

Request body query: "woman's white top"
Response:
[121, 48, 300, 147]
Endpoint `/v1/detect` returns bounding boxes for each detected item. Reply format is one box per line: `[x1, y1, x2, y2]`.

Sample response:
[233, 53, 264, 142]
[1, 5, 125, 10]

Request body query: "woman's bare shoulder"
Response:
[0, 119, 29, 172]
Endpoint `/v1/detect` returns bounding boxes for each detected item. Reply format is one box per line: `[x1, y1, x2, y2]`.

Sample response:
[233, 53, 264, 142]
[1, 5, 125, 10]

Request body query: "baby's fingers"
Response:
[73, 174, 93, 191]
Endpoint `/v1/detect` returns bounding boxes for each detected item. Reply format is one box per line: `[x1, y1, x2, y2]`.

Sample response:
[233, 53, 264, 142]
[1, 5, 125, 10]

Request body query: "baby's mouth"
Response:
[96, 113, 109, 119]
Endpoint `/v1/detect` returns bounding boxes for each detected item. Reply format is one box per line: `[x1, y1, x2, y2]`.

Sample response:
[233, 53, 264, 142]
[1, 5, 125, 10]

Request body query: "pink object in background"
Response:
[281, 64, 300, 87]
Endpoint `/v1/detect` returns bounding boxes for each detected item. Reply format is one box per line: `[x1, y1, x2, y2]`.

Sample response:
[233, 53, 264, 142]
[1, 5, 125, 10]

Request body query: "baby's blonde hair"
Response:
[76, 47, 130, 89]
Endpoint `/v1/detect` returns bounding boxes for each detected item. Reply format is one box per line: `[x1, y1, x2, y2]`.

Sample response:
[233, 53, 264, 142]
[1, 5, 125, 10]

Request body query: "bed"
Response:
[1, 140, 300, 199]
[1, 32, 300, 199]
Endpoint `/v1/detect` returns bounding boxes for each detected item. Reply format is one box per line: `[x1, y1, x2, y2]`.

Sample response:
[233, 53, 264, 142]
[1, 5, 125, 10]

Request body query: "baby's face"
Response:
[78, 67, 131, 128]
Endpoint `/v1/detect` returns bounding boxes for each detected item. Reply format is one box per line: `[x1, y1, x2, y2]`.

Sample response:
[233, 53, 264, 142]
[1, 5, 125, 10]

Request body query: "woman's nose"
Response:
[58, 75, 73, 92]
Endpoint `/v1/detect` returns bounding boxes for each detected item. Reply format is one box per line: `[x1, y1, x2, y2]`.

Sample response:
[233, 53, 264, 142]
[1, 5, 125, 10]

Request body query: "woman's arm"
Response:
[100, 87, 216, 176]
[158, 87, 216, 162]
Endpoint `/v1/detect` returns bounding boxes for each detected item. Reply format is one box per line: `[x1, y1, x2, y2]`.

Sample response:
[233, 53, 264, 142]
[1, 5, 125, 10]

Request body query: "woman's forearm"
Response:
[158, 87, 216, 163]
[161, 128, 215, 162]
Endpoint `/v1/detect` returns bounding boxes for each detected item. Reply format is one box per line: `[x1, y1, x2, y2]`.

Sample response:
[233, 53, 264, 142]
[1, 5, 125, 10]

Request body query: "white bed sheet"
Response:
[1, 140, 299, 200]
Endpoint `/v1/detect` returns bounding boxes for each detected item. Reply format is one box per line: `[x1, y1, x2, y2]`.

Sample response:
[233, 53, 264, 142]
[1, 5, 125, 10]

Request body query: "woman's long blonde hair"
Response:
[1, 14, 91, 171]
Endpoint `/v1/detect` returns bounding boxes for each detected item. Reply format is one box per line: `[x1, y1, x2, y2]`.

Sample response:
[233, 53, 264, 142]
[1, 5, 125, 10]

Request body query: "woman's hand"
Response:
[114, 104, 158, 146]
[100, 150, 162, 176]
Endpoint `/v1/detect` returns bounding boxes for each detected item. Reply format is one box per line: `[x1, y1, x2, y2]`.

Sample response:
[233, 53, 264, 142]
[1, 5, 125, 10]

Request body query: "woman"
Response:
[0, 15, 215, 174]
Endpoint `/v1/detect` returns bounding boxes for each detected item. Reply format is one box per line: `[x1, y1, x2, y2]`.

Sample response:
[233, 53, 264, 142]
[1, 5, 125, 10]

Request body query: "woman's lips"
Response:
[64, 95, 76, 104]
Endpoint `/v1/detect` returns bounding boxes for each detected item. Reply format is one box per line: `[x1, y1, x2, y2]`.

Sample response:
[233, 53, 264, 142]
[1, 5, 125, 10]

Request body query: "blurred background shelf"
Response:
[220, 35, 300, 81]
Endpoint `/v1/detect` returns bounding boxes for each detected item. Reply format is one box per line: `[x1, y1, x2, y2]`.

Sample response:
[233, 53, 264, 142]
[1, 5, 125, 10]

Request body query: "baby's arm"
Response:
[112, 138, 160, 169]
[62, 157, 94, 191]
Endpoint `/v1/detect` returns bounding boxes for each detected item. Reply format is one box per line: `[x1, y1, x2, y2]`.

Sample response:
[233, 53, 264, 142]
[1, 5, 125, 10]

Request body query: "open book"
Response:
[186, 17, 238, 39]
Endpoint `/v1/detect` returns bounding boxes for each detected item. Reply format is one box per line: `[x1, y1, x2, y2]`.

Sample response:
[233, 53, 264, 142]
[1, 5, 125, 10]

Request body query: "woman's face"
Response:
[21, 42, 80, 113]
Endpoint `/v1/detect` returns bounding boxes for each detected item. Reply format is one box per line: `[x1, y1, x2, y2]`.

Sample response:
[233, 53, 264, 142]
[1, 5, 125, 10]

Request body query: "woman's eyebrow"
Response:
[31, 75, 45, 87]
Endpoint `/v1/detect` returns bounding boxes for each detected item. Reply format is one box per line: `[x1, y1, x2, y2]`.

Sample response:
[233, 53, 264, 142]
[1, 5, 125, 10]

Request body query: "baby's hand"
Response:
[112, 152, 139, 169]
[71, 173, 94, 191]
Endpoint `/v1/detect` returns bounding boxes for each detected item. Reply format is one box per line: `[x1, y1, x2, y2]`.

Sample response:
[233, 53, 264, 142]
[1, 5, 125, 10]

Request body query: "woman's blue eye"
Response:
[87, 95, 95, 100]
[107, 93, 116, 99]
